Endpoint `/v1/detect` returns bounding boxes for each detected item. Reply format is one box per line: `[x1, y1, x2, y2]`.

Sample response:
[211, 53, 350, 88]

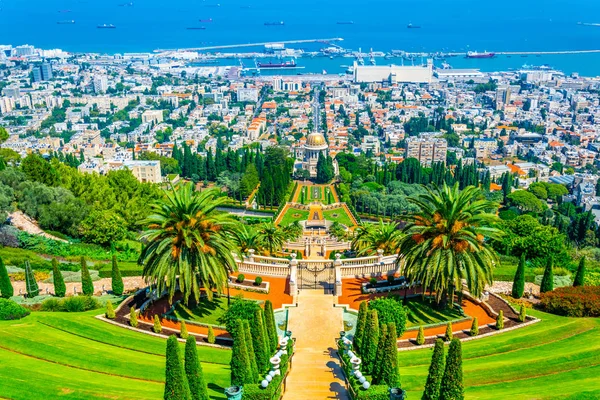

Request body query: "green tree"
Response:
[24, 260, 39, 298]
[111, 255, 124, 295]
[512, 253, 526, 298]
[250, 308, 270, 374]
[51, 258, 66, 297]
[416, 325, 425, 345]
[469, 318, 478, 336]
[518, 305, 526, 322]
[230, 320, 252, 386]
[264, 300, 278, 353]
[573, 257, 586, 287]
[540, 257, 554, 293]
[80, 257, 93, 296]
[129, 306, 138, 327]
[439, 339, 464, 400]
[80, 210, 127, 246]
[354, 301, 368, 354]
[422, 339, 445, 400]
[352, 220, 402, 256]
[0, 126, 9, 143]
[445, 323, 453, 342]
[506, 190, 546, 214]
[0, 256, 13, 299]
[180, 321, 189, 339]
[378, 323, 401, 388]
[164, 335, 191, 400]
[105, 300, 116, 319]
[139, 185, 240, 303]
[153, 314, 162, 333]
[372, 323, 388, 383]
[207, 326, 215, 344]
[256, 221, 286, 255]
[242, 319, 259, 383]
[185, 336, 209, 400]
[362, 310, 380, 375]
[495, 310, 504, 330]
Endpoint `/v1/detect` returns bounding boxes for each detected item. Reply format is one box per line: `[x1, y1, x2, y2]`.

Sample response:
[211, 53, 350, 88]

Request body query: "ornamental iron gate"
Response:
[298, 261, 335, 294]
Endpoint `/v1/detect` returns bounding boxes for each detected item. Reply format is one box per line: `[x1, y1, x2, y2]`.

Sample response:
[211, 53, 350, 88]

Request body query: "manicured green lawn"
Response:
[322, 207, 354, 226]
[493, 260, 536, 282]
[171, 296, 231, 326]
[404, 297, 464, 328]
[0, 310, 231, 399]
[278, 207, 310, 225]
[398, 310, 600, 399]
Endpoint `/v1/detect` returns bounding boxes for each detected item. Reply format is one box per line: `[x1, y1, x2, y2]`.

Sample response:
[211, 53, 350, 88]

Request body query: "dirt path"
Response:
[8, 211, 68, 242]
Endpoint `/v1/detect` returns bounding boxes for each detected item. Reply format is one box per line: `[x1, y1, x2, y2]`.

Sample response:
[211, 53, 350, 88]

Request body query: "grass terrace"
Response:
[168, 296, 258, 326]
[322, 207, 354, 226]
[404, 296, 465, 328]
[278, 207, 310, 226]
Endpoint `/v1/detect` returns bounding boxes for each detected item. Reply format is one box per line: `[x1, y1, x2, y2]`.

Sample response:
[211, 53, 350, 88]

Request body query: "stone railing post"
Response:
[377, 249, 384, 264]
[289, 253, 298, 296]
[248, 249, 255, 262]
[334, 253, 342, 296]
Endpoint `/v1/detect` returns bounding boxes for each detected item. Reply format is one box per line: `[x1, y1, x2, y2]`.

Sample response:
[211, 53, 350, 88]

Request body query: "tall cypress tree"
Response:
[372, 323, 388, 384]
[111, 255, 124, 296]
[250, 308, 269, 374]
[184, 336, 209, 400]
[80, 257, 94, 296]
[24, 260, 39, 298]
[242, 319, 259, 383]
[362, 310, 380, 375]
[230, 320, 252, 386]
[512, 253, 526, 299]
[540, 256, 554, 293]
[164, 335, 191, 400]
[0, 256, 13, 298]
[378, 323, 401, 388]
[52, 258, 66, 298]
[263, 300, 278, 353]
[439, 339, 464, 400]
[354, 301, 368, 354]
[573, 257, 586, 287]
[422, 339, 445, 400]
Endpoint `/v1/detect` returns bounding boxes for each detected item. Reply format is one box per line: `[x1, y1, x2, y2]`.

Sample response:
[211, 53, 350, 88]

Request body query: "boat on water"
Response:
[466, 51, 495, 59]
[256, 60, 296, 69]
[264, 21, 284, 26]
[337, 21, 354, 25]
[58, 9, 71, 13]
[57, 20, 75, 24]
[187, 27, 206, 30]
[97, 24, 116, 29]
[199, 18, 213, 22]
[407, 23, 421, 28]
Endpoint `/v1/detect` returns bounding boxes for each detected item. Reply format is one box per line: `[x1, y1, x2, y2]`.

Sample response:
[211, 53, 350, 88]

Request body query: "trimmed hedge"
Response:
[368, 297, 407, 338]
[0, 298, 30, 320]
[40, 296, 101, 312]
[540, 286, 600, 317]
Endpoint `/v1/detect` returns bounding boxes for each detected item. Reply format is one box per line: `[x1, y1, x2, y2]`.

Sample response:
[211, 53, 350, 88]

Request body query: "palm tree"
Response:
[282, 221, 303, 241]
[233, 224, 263, 257]
[352, 220, 402, 256]
[139, 184, 240, 304]
[397, 183, 502, 306]
[256, 221, 286, 255]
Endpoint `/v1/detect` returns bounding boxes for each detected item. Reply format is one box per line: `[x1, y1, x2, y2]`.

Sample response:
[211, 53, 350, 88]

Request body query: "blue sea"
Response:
[2, 0, 600, 75]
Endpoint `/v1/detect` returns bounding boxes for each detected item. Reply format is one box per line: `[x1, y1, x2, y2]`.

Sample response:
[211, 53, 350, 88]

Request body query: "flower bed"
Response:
[229, 277, 270, 294]
[361, 277, 408, 294]
[540, 286, 600, 317]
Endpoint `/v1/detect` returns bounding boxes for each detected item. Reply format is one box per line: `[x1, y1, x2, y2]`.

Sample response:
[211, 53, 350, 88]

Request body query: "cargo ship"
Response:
[199, 18, 213, 22]
[264, 21, 284, 26]
[466, 51, 495, 59]
[187, 27, 206, 30]
[407, 23, 421, 28]
[256, 60, 296, 68]
[337, 21, 354, 25]
[97, 24, 116, 29]
[57, 20, 75, 24]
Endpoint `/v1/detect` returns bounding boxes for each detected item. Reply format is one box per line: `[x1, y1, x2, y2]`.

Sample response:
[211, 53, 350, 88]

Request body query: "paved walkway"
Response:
[283, 290, 349, 400]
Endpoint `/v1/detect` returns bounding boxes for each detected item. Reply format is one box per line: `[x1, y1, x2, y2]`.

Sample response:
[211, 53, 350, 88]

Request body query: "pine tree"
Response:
[250, 308, 270, 374]
[80, 257, 93, 296]
[354, 301, 368, 353]
[242, 319, 259, 383]
[230, 320, 252, 386]
[111, 255, 124, 296]
[362, 310, 380, 375]
[207, 326, 215, 344]
[444, 322, 453, 342]
[51, 258, 66, 297]
[540, 257, 554, 293]
[496, 310, 504, 330]
[512, 253, 526, 298]
[0, 256, 13, 299]
[153, 315, 162, 333]
[469, 318, 479, 336]
[24, 260, 39, 298]
[573, 257, 586, 287]
[105, 300, 116, 319]
[422, 339, 445, 400]
[416, 325, 425, 345]
[264, 300, 278, 353]
[185, 336, 209, 400]
[129, 306, 138, 328]
[378, 323, 401, 388]
[180, 321, 189, 339]
[439, 339, 464, 400]
[518, 305, 527, 323]
[164, 335, 191, 400]
[372, 323, 388, 383]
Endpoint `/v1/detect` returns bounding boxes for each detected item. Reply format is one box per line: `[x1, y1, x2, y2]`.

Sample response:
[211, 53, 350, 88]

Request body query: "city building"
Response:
[123, 160, 162, 183]
[93, 75, 108, 94]
[296, 132, 329, 178]
[353, 60, 433, 84]
[405, 136, 448, 166]
[237, 87, 259, 102]
[141, 110, 164, 124]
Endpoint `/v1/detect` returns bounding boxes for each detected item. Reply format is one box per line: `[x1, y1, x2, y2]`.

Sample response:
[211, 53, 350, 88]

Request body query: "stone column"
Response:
[334, 253, 343, 296]
[377, 249, 384, 264]
[289, 253, 298, 296]
[248, 249, 255, 262]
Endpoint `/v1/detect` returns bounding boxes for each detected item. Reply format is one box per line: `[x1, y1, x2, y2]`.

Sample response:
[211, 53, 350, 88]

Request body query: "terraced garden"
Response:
[398, 309, 600, 399]
[322, 207, 355, 226]
[0, 310, 231, 400]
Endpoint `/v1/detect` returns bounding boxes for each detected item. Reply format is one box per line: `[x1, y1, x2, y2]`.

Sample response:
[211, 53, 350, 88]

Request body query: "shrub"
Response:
[51, 258, 66, 298]
[0, 256, 13, 299]
[61, 296, 100, 312]
[111, 255, 124, 296]
[250, 308, 269, 374]
[372, 323, 388, 382]
[230, 320, 253, 386]
[354, 301, 368, 354]
[105, 300, 115, 319]
[0, 298, 30, 320]
[236, 274, 245, 283]
[422, 339, 445, 400]
[512, 253, 526, 299]
[369, 277, 378, 286]
[573, 257, 586, 287]
[80, 257, 94, 296]
[254, 276, 263, 286]
[387, 274, 395, 285]
[439, 339, 464, 400]
[469, 318, 479, 336]
[416, 325, 425, 345]
[376, 323, 400, 388]
[153, 314, 162, 333]
[242, 319, 259, 383]
[180, 320, 189, 339]
[263, 300, 277, 353]
[444, 322, 453, 341]
[129, 306, 138, 327]
[24, 260, 39, 298]
[518, 305, 526, 322]
[540, 257, 554, 293]
[184, 336, 209, 400]
[207, 325, 215, 344]
[368, 297, 407, 338]
[540, 286, 600, 317]
[164, 335, 191, 400]
[362, 310, 380, 375]
[219, 297, 260, 335]
[496, 310, 504, 330]
[40, 298, 63, 312]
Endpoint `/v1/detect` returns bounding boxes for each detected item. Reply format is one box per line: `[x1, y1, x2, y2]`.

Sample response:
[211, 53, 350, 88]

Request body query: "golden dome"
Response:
[306, 132, 326, 147]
